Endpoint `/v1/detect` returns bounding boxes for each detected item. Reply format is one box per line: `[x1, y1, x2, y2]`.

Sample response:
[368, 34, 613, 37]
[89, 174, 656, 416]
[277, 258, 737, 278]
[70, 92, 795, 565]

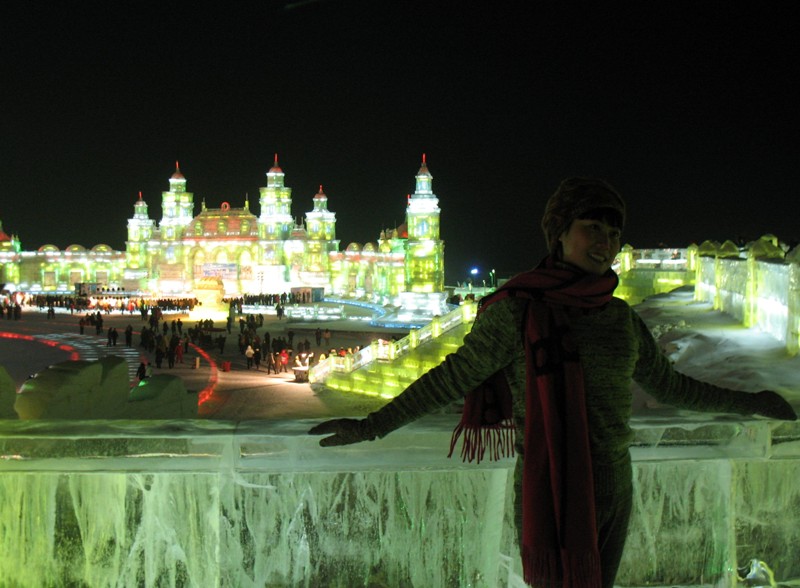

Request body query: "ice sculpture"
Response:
[738, 559, 777, 587]
[10, 356, 197, 419]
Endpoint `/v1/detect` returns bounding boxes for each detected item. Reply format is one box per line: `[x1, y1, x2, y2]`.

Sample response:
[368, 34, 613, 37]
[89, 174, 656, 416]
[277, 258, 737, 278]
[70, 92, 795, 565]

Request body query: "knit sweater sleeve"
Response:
[631, 310, 754, 415]
[365, 298, 525, 438]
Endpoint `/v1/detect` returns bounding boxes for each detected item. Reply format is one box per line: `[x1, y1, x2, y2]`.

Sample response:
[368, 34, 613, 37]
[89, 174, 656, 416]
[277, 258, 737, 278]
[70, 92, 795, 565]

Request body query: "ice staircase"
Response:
[318, 320, 470, 398]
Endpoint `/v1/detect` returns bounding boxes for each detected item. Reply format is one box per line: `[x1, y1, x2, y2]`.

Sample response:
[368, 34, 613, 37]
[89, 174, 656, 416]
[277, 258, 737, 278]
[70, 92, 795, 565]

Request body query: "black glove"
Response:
[748, 391, 797, 421]
[308, 418, 377, 447]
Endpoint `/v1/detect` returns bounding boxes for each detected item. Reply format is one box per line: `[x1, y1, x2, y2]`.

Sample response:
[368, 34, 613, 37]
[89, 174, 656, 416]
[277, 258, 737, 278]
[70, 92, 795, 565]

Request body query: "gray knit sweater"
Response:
[366, 296, 755, 477]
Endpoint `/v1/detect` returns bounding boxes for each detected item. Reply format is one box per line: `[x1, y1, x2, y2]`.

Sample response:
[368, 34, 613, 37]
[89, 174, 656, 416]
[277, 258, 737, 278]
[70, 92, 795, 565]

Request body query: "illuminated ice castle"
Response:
[0, 156, 447, 312]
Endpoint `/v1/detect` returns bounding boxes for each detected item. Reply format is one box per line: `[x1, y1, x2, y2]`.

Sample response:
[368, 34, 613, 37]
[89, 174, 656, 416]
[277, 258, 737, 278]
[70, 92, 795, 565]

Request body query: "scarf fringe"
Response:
[448, 419, 515, 463]
[561, 551, 603, 588]
[522, 548, 560, 588]
[522, 547, 602, 588]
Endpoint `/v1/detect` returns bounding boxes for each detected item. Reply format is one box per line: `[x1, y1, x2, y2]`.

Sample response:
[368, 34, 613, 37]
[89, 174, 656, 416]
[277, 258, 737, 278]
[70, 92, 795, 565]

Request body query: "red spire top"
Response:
[171, 161, 185, 180]
[314, 185, 326, 200]
[0, 219, 11, 242]
[269, 153, 283, 173]
[417, 154, 430, 176]
[138, 191, 143, 200]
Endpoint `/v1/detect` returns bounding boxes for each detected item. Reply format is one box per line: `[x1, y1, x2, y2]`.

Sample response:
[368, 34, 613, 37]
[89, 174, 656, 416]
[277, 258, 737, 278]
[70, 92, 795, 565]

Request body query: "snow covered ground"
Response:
[632, 286, 799, 417]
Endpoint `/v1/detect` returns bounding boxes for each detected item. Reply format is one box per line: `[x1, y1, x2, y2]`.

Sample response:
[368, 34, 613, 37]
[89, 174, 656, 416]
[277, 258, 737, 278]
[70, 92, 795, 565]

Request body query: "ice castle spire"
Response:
[405, 155, 444, 293]
[160, 161, 195, 238]
[259, 153, 293, 241]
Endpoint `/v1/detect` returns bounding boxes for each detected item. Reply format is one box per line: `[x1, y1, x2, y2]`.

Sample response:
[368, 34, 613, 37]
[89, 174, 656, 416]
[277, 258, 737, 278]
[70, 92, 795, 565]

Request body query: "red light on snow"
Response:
[192, 344, 219, 405]
[0, 332, 81, 361]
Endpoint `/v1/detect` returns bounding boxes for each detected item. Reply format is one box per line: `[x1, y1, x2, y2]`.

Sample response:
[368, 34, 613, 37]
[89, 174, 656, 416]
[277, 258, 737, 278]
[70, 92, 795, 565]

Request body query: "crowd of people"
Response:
[13, 293, 201, 317]
[9, 290, 378, 385]
[1, 303, 23, 320]
[226, 291, 314, 309]
[125, 306, 363, 381]
[233, 314, 320, 374]
[7, 290, 326, 326]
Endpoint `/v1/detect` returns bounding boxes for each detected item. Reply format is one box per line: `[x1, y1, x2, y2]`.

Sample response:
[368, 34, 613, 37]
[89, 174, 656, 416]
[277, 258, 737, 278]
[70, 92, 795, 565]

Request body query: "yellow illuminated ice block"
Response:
[320, 321, 470, 398]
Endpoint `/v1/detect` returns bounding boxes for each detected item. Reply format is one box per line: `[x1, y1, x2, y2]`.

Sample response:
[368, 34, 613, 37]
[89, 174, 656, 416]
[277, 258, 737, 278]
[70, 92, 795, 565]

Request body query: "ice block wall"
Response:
[696, 256, 792, 347]
[0, 416, 798, 587]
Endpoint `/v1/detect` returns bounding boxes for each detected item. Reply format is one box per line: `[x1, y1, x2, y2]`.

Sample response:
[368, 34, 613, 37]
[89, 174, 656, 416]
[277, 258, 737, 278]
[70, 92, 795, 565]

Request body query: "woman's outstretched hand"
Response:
[308, 418, 376, 447]
[750, 391, 797, 421]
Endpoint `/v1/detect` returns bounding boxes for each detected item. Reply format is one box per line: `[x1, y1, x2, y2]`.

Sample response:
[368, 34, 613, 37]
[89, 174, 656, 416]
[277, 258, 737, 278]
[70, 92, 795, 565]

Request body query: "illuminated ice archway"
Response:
[238, 249, 253, 266]
[190, 248, 206, 282]
[238, 249, 254, 287]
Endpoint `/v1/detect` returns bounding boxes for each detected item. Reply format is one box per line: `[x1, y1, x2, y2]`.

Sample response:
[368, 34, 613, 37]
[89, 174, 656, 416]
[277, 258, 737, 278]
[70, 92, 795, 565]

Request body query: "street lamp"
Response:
[468, 267, 479, 290]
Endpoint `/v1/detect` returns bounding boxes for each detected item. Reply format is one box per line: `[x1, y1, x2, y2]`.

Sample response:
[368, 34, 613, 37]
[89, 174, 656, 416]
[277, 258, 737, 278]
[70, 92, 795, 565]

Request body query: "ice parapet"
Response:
[0, 416, 798, 587]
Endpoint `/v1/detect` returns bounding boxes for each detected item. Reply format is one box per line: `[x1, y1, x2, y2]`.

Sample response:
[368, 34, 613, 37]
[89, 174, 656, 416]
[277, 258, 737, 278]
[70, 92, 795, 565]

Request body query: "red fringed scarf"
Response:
[449, 257, 618, 588]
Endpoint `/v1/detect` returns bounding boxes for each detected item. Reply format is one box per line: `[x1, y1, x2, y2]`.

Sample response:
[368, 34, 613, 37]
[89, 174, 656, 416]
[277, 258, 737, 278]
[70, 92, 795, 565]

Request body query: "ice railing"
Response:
[308, 301, 477, 383]
[0, 415, 798, 587]
[617, 245, 693, 271]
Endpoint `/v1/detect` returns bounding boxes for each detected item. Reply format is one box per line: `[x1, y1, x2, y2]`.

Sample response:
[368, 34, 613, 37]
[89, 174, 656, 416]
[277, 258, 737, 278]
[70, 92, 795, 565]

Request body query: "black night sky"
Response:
[1, 1, 799, 284]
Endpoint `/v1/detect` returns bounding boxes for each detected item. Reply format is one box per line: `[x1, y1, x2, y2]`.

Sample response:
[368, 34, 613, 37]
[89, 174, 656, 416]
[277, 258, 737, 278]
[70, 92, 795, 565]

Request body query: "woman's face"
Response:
[559, 218, 621, 275]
